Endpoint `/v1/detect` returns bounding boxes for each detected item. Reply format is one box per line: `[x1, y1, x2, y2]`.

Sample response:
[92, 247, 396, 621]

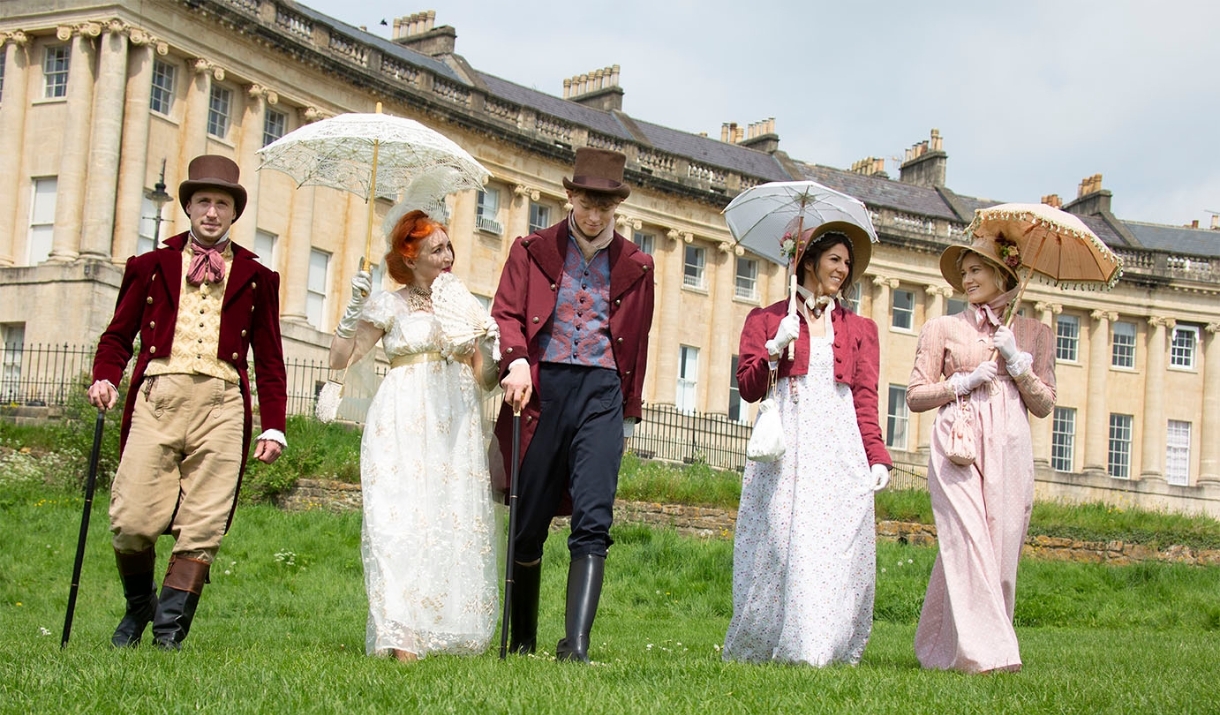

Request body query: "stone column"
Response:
[111, 36, 159, 259]
[80, 20, 130, 260]
[655, 229, 687, 404]
[50, 24, 101, 263]
[0, 31, 31, 266]
[235, 84, 277, 246]
[704, 242, 738, 414]
[281, 185, 316, 323]
[1082, 310, 1115, 476]
[1030, 301, 1062, 466]
[924, 284, 952, 322]
[916, 285, 955, 452]
[1139, 316, 1173, 480]
[871, 275, 898, 370]
[1200, 323, 1220, 485]
[185, 59, 224, 160]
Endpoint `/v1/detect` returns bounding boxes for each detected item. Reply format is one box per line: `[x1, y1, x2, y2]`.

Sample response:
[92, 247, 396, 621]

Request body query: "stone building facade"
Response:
[1, 0, 1218, 516]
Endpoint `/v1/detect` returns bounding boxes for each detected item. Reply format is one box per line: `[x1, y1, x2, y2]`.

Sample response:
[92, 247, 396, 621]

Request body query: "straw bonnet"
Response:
[791, 221, 873, 284]
[179, 155, 248, 220]
[939, 234, 1020, 293]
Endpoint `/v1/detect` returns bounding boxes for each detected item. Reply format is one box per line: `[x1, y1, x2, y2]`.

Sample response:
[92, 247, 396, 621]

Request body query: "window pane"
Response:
[1165, 420, 1191, 486]
[254, 230, 277, 266]
[735, 258, 758, 300]
[632, 231, 654, 255]
[476, 188, 502, 234]
[1056, 315, 1079, 362]
[1170, 327, 1197, 369]
[676, 345, 698, 413]
[44, 46, 70, 99]
[892, 289, 914, 330]
[207, 85, 232, 138]
[263, 109, 287, 147]
[728, 355, 742, 422]
[27, 178, 57, 266]
[528, 202, 551, 233]
[886, 384, 908, 450]
[1107, 413, 1132, 479]
[1051, 406, 1076, 472]
[683, 246, 705, 289]
[150, 60, 176, 115]
[1112, 321, 1136, 368]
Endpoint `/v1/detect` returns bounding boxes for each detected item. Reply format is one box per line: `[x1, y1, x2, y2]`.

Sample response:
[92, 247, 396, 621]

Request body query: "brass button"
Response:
[198, 338, 203, 343]
[616, 337, 623, 343]
[252, 282, 257, 289]
[149, 345, 156, 354]
[152, 274, 157, 281]
[506, 347, 514, 353]
[250, 305, 255, 312]
[643, 265, 650, 271]
[149, 321, 156, 329]
[532, 317, 539, 324]
[615, 299, 621, 306]
[550, 283, 557, 291]
[146, 296, 153, 304]
[625, 370, 631, 376]
[241, 329, 247, 337]
[231, 352, 239, 360]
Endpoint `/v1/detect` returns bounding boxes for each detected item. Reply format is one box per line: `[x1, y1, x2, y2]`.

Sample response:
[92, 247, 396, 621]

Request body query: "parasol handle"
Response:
[360, 102, 384, 287]
[786, 215, 806, 361]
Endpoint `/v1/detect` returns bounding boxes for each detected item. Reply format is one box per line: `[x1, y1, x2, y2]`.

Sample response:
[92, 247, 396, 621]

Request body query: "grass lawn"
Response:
[2, 481, 1220, 714]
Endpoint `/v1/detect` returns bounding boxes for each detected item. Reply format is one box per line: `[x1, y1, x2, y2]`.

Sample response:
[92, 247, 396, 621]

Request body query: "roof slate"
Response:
[1126, 222, 1220, 258]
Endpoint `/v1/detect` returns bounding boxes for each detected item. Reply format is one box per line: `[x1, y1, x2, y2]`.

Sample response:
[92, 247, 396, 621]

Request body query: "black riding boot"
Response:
[111, 548, 158, 648]
[555, 554, 605, 663]
[509, 559, 542, 655]
[152, 556, 209, 651]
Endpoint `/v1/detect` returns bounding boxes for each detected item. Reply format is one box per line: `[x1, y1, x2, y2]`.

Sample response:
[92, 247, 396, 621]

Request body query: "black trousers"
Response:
[514, 363, 623, 563]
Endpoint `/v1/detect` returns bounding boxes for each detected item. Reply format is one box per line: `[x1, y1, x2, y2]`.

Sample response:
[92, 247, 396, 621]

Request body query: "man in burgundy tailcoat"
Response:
[88, 155, 287, 650]
[493, 148, 654, 662]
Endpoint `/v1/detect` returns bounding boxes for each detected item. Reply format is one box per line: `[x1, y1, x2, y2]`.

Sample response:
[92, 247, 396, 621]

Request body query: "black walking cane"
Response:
[498, 408, 522, 660]
[61, 408, 106, 649]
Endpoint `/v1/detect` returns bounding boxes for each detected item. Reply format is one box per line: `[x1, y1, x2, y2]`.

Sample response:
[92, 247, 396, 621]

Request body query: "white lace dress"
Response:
[723, 317, 876, 666]
[359, 291, 499, 658]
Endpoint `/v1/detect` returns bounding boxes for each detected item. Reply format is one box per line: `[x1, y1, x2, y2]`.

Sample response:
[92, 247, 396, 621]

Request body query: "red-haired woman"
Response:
[329, 210, 500, 663]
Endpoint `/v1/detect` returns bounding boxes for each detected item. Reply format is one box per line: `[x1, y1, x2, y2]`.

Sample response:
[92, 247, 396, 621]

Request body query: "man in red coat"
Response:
[493, 148, 654, 662]
[88, 155, 287, 650]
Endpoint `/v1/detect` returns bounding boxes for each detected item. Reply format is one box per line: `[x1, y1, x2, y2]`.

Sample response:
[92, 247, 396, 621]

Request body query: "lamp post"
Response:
[144, 159, 173, 244]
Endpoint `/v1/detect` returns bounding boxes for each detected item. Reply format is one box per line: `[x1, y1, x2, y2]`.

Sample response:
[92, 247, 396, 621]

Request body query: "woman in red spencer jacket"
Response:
[724, 223, 891, 667]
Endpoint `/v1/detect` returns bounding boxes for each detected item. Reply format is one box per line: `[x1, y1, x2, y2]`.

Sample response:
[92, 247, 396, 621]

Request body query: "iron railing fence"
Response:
[630, 403, 752, 472]
[0, 343, 931, 485]
[0, 343, 95, 407]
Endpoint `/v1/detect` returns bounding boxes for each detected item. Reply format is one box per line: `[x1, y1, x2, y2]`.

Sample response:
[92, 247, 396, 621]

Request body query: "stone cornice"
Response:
[1090, 310, 1117, 323]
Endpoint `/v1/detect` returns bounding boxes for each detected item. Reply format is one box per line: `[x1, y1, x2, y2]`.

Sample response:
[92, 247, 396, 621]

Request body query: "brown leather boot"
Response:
[152, 556, 209, 651]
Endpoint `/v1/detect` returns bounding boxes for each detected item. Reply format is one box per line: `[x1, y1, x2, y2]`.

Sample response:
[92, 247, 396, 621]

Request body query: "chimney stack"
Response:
[391, 11, 456, 57]
[1041, 194, 1062, 209]
[738, 117, 780, 153]
[898, 128, 947, 188]
[850, 156, 888, 178]
[1211, 213, 1220, 230]
[562, 65, 623, 111]
[1062, 172, 1113, 217]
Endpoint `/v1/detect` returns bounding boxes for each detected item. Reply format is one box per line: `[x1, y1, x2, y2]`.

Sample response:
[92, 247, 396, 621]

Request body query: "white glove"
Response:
[950, 360, 998, 395]
[623, 419, 635, 439]
[335, 271, 373, 338]
[871, 464, 890, 492]
[765, 313, 801, 356]
[992, 326, 1019, 361]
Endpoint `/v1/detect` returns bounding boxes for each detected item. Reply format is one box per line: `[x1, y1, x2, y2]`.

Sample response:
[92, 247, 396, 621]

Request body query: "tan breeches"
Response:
[109, 374, 245, 563]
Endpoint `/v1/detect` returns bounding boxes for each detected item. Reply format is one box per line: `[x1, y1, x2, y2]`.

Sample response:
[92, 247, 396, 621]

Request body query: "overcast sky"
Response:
[301, 0, 1220, 228]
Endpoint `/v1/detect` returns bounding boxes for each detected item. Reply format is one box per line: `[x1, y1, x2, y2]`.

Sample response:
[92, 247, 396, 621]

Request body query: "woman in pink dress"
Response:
[906, 234, 1056, 673]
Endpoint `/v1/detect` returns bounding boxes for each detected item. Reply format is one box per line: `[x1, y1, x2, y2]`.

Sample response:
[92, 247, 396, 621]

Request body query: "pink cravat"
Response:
[187, 238, 227, 286]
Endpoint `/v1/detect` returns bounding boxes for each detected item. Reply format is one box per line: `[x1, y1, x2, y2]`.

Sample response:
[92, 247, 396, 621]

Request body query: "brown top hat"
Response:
[563, 147, 631, 199]
[179, 155, 248, 220]
[939, 234, 1019, 293]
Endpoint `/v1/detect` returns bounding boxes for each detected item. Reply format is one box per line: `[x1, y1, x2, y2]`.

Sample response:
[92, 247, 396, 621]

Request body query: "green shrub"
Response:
[242, 415, 362, 502]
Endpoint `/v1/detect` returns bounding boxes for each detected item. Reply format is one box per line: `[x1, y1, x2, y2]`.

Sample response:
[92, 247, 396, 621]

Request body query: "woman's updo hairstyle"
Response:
[384, 210, 448, 285]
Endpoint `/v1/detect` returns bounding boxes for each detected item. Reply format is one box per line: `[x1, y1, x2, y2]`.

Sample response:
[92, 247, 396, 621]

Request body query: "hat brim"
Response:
[939, 244, 1018, 293]
[180, 180, 248, 220]
[795, 221, 873, 281]
[563, 176, 630, 199]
